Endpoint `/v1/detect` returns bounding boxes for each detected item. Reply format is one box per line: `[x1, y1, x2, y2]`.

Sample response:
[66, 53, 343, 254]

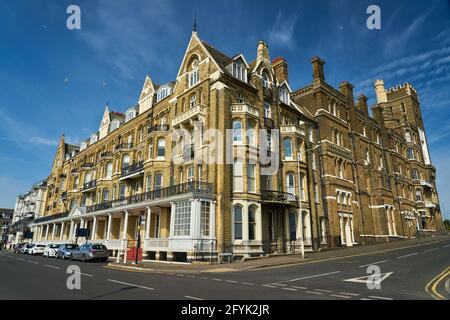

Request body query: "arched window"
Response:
[262, 71, 270, 88]
[121, 154, 130, 169]
[286, 172, 295, 195]
[105, 162, 113, 178]
[145, 174, 152, 192]
[189, 94, 197, 108]
[148, 141, 154, 159]
[233, 158, 243, 191]
[247, 122, 255, 146]
[233, 206, 243, 240]
[415, 189, 423, 202]
[179, 167, 184, 183]
[248, 206, 256, 240]
[233, 120, 242, 143]
[189, 58, 199, 87]
[155, 173, 163, 190]
[284, 138, 293, 159]
[157, 138, 165, 158]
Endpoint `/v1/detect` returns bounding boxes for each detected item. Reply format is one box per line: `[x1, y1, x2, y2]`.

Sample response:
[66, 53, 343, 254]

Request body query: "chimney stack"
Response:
[374, 79, 387, 103]
[257, 40, 270, 63]
[272, 57, 288, 84]
[339, 81, 354, 107]
[311, 57, 325, 81]
[357, 94, 369, 115]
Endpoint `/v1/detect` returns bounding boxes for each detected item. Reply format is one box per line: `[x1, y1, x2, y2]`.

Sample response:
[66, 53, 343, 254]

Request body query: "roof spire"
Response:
[193, 15, 197, 33]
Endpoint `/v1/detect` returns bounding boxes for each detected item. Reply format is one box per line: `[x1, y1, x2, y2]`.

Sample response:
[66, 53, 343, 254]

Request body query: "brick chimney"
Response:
[272, 57, 288, 84]
[257, 40, 270, 63]
[311, 57, 325, 81]
[356, 94, 369, 115]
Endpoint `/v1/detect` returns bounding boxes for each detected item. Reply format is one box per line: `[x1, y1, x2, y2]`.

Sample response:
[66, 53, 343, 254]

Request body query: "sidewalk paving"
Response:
[106, 234, 450, 274]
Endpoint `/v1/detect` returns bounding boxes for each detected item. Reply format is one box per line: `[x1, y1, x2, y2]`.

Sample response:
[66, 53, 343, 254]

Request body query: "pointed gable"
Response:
[138, 75, 156, 114]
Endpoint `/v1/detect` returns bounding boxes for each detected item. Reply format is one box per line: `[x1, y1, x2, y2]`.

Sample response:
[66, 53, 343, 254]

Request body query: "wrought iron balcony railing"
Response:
[121, 161, 144, 177]
[83, 180, 96, 191]
[261, 190, 298, 205]
[148, 124, 169, 134]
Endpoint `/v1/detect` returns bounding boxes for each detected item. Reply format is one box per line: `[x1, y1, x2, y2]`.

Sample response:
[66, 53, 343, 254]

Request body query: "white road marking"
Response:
[280, 271, 341, 283]
[242, 282, 254, 286]
[344, 272, 393, 285]
[212, 278, 223, 282]
[282, 287, 298, 292]
[339, 292, 360, 296]
[185, 295, 204, 300]
[15, 258, 24, 261]
[397, 252, 418, 259]
[176, 274, 185, 277]
[331, 294, 351, 299]
[262, 284, 277, 288]
[187, 275, 196, 278]
[272, 283, 287, 287]
[75, 272, 94, 277]
[358, 260, 388, 268]
[368, 295, 393, 300]
[28, 260, 39, 264]
[424, 248, 438, 253]
[314, 289, 333, 293]
[305, 290, 323, 295]
[44, 264, 61, 270]
[108, 279, 154, 291]
[360, 298, 375, 300]
[443, 244, 450, 248]
[292, 286, 308, 290]
[199, 276, 209, 280]
[225, 280, 237, 283]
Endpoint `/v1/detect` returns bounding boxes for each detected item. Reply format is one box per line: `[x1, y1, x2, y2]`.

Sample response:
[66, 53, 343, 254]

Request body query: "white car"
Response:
[43, 244, 60, 258]
[29, 244, 46, 255]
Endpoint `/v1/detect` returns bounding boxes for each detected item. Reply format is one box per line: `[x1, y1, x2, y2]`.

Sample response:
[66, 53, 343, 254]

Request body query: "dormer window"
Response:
[232, 62, 246, 82]
[125, 110, 136, 122]
[279, 87, 289, 104]
[110, 121, 120, 131]
[156, 87, 171, 102]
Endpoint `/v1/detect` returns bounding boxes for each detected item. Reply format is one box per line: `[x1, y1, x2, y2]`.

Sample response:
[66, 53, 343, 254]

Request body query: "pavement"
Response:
[0, 235, 449, 300]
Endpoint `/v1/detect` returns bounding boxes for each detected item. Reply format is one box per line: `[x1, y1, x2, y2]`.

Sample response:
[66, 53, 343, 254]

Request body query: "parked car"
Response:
[29, 244, 46, 255]
[22, 243, 35, 254]
[43, 244, 60, 258]
[13, 243, 26, 254]
[56, 244, 79, 260]
[70, 243, 109, 262]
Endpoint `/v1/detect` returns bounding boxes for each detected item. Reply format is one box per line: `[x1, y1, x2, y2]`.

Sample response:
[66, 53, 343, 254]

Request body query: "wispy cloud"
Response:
[268, 12, 298, 49]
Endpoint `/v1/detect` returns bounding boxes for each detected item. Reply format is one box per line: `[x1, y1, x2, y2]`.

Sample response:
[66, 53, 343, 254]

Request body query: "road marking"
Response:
[185, 295, 204, 300]
[344, 272, 393, 285]
[425, 266, 450, 300]
[262, 284, 277, 288]
[75, 272, 94, 277]
[225, 280, 237, 283]
[282, 287, 298, 292]
[28, 260, 39, 264]
[187, 275, 197, 278]
[358, 260, 388, 268]
[280, 271, 341, 283]
[339, 292, 360, 296]
[292, 286, 308, 290]
[108, 279, 154, 291]
[44, 264, 61, 270]
[272, 283, 287, 287]
[212, 278, 223, 282]
[242, 282, 254, 286]
[424, 248, 438, 253]
[176, 274, 185, 277]
[443, 244, 450, 248]
[331, 294, 351, 299]
[368, 296, 393, 300]
[199, 276, 209, 280]
[314, 289, 333, 293]
[15, 258, 24, 261]
[397, 252, 418, 259]
[360, 298, 375, 300]
[305, 290, 323, 295]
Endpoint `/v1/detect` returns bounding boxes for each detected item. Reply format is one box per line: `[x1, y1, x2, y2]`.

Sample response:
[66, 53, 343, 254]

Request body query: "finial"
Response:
[193, 15, 197, 33]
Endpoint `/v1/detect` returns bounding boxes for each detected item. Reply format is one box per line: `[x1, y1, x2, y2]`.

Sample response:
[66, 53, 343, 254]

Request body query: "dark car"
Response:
[70, 243, 109, 262]
[56, 244, 79, 260]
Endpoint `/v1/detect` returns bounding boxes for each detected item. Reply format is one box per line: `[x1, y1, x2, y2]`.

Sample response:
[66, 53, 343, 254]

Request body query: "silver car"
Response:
[56, 244, 79, 260]
[70, 243, 109, 262]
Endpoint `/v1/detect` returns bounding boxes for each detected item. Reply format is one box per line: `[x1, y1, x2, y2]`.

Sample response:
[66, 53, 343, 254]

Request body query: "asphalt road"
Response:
[0, 238, 449, 300]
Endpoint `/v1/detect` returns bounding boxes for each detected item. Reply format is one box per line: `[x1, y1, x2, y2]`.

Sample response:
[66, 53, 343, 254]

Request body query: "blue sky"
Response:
[0, 0, 449, 219]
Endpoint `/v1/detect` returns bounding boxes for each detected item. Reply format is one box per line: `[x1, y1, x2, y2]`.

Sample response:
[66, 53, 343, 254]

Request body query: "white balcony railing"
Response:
[280, 125, 304, 136]
[172, 105, 206, 127]
[231, 103, 259, 117]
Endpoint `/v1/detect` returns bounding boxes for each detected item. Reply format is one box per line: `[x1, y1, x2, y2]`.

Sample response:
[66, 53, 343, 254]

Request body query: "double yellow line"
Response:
[425, 266, 450, 300]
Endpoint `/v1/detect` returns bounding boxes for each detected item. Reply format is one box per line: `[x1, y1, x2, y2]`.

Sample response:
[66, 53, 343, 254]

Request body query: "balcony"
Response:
[120, 161, 144, 180]
[86, 181, 214, 213]
[115, 143, 133, 151]
[148, 124, 169, 134]
[81, 163, 94, 169]
[99, 151, 113, 160]
[231, 103, 259, 118]
[172, 105, 206, 127]
[280, 125, 304, 136]
[261, 190, 298, 206]
[82, 180, 97, 192]
[34, 212, 69, 224]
